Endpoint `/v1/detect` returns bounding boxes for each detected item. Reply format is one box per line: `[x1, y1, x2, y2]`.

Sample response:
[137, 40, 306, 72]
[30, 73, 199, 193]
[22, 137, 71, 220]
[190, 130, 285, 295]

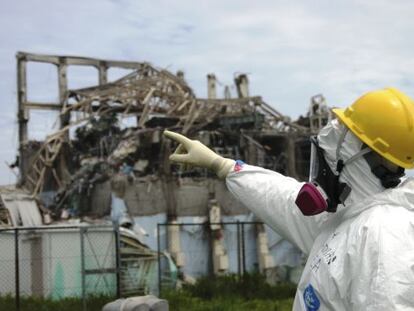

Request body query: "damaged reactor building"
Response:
[1, 52, 332, 294]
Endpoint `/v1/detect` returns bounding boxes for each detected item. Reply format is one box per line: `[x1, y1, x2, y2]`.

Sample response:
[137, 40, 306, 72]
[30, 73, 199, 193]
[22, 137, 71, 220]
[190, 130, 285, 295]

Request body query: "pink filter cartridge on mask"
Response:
[295, 183, 327, 216]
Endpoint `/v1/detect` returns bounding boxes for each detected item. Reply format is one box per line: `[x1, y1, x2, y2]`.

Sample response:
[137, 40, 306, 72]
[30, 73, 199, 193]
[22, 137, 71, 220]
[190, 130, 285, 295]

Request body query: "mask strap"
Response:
[343, 147, 371, 166]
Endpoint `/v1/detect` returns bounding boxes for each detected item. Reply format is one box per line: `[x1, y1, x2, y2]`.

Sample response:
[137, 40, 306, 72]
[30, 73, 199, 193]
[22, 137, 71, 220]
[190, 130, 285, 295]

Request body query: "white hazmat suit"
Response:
[226, 119, 414, 310]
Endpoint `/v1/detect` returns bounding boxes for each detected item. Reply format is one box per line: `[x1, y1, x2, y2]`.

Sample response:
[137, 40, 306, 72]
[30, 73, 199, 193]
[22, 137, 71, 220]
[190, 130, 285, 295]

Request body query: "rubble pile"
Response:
[11, 52, 331, 225]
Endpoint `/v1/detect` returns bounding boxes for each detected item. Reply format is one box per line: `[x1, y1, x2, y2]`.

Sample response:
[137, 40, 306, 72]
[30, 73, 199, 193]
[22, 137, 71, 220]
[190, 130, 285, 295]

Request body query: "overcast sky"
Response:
[1, 0, 414, 184]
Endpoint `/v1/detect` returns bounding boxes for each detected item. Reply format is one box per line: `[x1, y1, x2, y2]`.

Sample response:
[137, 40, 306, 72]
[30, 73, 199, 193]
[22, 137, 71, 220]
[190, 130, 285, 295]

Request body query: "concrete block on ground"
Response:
[102, 295, 168, 311]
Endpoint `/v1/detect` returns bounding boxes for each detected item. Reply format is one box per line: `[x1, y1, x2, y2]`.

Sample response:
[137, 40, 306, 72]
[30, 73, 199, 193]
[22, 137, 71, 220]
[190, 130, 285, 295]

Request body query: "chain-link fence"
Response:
[156, 221, 303, 294]
[0, 222, 303, 310]
[0, 225, 120, 311]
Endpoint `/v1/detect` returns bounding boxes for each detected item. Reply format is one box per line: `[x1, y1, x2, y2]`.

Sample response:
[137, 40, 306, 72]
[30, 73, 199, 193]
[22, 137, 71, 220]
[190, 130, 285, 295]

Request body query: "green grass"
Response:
[162, 273, 296, 311]
[179, 273, 296, 300]
[0, 294, 115, 311]
[0, 274, 296, 310]
[164, 290, 294, 311]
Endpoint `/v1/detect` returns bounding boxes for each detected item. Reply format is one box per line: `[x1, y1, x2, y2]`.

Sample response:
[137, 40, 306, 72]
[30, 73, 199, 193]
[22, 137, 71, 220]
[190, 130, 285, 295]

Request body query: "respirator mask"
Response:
[295, 136, 350, 215]
[295, 129, 405, 216]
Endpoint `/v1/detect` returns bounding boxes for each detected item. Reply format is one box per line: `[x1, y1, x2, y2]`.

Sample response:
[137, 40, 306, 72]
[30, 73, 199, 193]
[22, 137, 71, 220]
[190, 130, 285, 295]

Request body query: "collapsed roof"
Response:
[14, 52, 331, 221]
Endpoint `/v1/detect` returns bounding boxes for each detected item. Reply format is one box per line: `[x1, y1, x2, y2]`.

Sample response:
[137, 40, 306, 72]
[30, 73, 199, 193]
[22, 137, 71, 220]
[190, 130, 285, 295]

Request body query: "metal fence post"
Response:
[14, 228, 20, 311]
[157, 223, 161, 296]
[80, 227, 86, 311]
[114, 223, 121, 298]
[236, 221, 241, 278]
[207, 221, 214, 278]
[241, 223, 246, 276]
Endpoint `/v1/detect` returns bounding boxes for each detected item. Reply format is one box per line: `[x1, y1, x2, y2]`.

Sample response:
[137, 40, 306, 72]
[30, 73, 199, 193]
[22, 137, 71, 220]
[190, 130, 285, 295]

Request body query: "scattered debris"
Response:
[14, 52, 330, 223]
[0, 185, 42, 226]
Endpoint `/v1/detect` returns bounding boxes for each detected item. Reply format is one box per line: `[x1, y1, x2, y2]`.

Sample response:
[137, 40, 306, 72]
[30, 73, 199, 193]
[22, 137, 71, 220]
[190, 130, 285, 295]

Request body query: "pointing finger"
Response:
[163, 130, 192, 148]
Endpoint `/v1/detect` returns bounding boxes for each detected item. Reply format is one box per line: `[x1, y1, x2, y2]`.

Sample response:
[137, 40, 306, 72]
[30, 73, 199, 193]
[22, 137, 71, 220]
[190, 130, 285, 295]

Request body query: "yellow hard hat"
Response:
[333, 88, 414, 169]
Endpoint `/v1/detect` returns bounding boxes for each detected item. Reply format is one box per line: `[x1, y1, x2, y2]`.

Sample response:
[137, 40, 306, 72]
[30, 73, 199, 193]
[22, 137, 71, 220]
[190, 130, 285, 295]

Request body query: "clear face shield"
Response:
[309, 137, 320, 183]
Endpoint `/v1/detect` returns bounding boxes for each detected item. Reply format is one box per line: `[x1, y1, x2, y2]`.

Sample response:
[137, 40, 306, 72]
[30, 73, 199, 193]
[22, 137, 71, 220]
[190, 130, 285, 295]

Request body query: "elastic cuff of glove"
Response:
[211, 158, 236, 180]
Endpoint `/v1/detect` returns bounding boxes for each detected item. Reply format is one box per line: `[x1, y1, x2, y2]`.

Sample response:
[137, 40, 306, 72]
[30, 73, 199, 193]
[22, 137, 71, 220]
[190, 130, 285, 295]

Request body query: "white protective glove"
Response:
[163, 130, 235, 179]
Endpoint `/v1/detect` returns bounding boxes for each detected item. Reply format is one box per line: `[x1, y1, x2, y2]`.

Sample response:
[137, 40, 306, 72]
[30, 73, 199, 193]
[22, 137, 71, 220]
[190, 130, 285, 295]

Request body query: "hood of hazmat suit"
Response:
[226, 119, 414, 311]
[317, 119, 385, 215]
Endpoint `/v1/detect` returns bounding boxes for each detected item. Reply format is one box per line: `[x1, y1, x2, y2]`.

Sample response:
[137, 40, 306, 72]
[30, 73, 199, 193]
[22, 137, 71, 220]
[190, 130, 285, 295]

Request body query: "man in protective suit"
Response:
[164, 88, 414, 311]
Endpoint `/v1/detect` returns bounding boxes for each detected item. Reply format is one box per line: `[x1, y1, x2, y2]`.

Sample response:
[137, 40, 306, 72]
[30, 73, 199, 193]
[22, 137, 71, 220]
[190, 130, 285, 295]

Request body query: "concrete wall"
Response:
[92, 178, 249, 217]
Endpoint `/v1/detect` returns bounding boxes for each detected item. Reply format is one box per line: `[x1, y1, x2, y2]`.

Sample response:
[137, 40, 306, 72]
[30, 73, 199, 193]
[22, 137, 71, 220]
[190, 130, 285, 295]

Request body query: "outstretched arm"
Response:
[163, 131, 324, 254]
[226, 163, 324, 254]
